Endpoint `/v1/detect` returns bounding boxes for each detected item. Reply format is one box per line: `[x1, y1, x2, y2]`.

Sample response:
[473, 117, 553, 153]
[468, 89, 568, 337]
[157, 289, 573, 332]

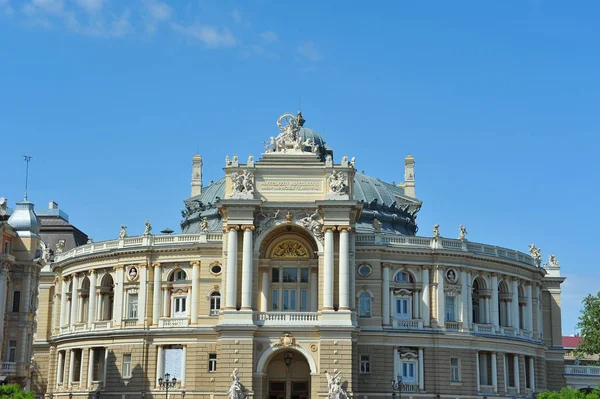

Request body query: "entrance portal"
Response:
[266, 350, 311, 399]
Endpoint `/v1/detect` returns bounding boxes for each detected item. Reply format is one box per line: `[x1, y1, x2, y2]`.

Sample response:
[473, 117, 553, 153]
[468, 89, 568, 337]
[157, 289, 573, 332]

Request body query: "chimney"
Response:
[403, 155, 416, 197]
[191, 155, 203, 197]
[49, 201, 59, 209]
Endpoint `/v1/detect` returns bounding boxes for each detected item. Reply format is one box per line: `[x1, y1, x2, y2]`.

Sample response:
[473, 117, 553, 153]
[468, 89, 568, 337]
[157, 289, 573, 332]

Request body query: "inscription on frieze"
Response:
[258, 180, 322, 192]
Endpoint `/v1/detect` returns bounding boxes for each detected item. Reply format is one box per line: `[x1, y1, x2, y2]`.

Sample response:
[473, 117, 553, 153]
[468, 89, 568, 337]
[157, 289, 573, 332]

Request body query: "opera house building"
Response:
[26, 112, 565, 398]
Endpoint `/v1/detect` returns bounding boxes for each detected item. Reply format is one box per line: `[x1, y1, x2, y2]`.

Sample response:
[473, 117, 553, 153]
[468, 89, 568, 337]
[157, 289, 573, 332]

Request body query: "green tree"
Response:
[0, 384, 35, 399]
[576, 292, 600, 358]
[538, 388, 600, 399]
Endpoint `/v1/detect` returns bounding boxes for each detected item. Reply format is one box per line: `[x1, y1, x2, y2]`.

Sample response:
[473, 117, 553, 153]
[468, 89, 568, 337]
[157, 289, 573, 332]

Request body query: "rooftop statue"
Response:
[458, 224, 467, 241]
[325, 370, 348, 399]
[200, 217, 209, 233]
[433, 224, 440, 239]
[119, 225, 128, 239]
[529, 244, 542, 266]
[548, 254, 559, 268]
[143, 220, 152, 236]
[263, 112, 322, 154]
[55, 239, 65, 253]
[373, 218, 382, 233]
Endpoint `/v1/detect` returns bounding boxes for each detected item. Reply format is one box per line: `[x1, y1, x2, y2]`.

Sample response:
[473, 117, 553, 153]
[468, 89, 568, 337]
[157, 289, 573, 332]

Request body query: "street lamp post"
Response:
[391, 374, 403, 399]
[158, 373, 177, 399]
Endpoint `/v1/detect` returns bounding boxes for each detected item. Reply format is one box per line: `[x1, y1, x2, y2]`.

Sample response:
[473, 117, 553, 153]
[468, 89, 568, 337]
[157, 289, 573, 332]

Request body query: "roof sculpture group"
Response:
[264, 111, 323, 155]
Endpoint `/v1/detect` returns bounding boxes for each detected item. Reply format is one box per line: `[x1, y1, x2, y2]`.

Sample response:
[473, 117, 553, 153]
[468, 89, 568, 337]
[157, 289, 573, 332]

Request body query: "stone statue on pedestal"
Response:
[325, 371, 348, 399]
[228, 369, 245, 399]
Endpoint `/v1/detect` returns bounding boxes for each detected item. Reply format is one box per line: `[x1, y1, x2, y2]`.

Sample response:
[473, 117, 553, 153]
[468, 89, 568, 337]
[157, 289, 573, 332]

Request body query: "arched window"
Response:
[210, 292, 221, 316]
[394, 271, 411, 283]
[170, 269, 187, 282]
[358, 292, 371, 318]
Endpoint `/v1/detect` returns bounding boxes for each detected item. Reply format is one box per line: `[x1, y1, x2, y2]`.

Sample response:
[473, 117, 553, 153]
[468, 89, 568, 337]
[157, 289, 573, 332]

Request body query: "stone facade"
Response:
[27, 113, 566, 398]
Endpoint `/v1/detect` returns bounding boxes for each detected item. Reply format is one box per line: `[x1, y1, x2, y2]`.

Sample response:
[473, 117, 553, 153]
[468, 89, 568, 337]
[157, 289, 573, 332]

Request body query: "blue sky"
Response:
[1, 0, 598, 335]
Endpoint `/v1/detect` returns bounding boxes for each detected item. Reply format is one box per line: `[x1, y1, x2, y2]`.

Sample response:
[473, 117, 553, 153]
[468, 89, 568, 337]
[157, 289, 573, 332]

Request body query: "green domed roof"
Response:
[180, 173, 421, 235]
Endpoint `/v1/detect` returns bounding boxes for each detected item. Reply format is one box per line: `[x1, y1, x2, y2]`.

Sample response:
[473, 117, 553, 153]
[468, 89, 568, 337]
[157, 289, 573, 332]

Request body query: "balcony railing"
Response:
[392, 319, 423, 330]
[123, 319, 138, 328]
[480, 385, 494, 394]
[445, 321, 462, 331]
[158, 317, 189, 327]
[473, 324, 494, 334]
[401, 383, 419, 393]
[1, 362, 17, 374]
[93, 320, 112, 330]
[565, 365, 600, 376]
[255, 312, 318, 326]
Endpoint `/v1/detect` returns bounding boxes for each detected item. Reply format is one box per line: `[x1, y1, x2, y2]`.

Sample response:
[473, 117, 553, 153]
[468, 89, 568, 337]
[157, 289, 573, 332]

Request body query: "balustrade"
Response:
[565, 365, 600, 376]
[158, 317, 190, 327]
[1, 362, 16, 374]
[445, 321, 461, 331]
[392, 319, 423, 330]
[255, 312, 318, 326]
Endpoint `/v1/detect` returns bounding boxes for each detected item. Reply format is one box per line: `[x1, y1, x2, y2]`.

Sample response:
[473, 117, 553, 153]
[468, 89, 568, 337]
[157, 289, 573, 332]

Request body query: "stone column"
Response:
[437, 266, 445, 328]
[513, 354, 520, 393]
[422, 267, 430, 327]
[68, 349, 75, 384]
[70, 274, 79, 328]
[113, 266, 124, 325]
[190, 261, 200, 324]
[156, 346, 163, 386]
[181, 345, 187, 387]
[162, 288, 169, 317]
[56, 350, 64, 385]
[418, 348, 424, 391]
[260, 268, 269, 312]
[491, 352, 498, 392]
[241, 225, 254, 310]
[0, 266, 6, 336]
[461, 270, 469, 329]
[88, 270, 97, 328]
[467, 271, 473, 328]
[60, 277, 68, 327]
[225, 226, 239, 310]
[350, 232, 356, 310]
[152, 263, 162, 325]
[338, 226, 350, 310]
[491, 274, 499, 330]
[511, 279, 519, 329]
[536, 285, 543, 338]
[310, 269, 318, 312]
[528, 356, 535, 390]
[138, 263, 148, 326]
[87, 348, 95, 385]
[23, 267, 31, 314]
[526, 283, 533, 332]
[485, 297, 491, 324]
[323, 227, 335, 310]
[476, 351, 480, 392]
[382, 264, 390, 326]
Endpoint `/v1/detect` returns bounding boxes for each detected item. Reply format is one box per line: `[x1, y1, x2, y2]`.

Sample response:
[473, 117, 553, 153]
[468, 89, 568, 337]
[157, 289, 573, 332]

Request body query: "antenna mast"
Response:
[23, 155, 32, 201]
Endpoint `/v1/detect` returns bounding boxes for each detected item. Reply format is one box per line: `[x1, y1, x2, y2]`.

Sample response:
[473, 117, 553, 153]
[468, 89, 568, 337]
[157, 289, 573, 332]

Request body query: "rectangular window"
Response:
[300, 268, 309, 283]
[12, 291, 20, 312]
[445, 296, 456, 322]
[8, 340, 17, 362]
[58, 351, 66, 384]
[395, 298, 410, 319]
[272, 289, 278, 311]
[208, 353, 217, 372]
[401, 362, 416, 382]
[73, 350, 82, 382]
[271, 268, 280, 283]
[450, 358, 460, 382]
[128, 293, 138, 319]
[360, 355, 371, 374]
[92, 348, 106, 382]
[3, 241, 9, 254]
[173, 297, 186, 317]
[282, 268, 298, 283]
[283, 289, 296, 311]
[123, 354, 132, 378]
[359, 294, 371, 318]
[300, 289, 308, 312]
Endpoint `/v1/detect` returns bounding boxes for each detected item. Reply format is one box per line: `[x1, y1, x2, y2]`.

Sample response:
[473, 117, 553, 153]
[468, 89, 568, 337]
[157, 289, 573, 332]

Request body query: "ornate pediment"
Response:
[271, 240, 310, 259]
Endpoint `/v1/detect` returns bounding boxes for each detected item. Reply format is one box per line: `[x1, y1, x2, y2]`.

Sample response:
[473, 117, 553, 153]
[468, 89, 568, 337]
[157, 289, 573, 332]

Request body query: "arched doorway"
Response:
[265, 349, 311, 399]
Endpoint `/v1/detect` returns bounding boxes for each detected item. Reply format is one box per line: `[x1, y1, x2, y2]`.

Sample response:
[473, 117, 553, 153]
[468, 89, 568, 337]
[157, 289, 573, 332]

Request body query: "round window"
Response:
[210, 264, 222, 275]
[358, 264, 372, 277]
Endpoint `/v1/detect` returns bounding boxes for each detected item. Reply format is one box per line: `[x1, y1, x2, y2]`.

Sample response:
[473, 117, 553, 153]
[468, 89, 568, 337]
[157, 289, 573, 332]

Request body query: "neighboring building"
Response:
[0, 200, 44, 386]
[563, 336, 600, 390]
[33, 112, 566, 398]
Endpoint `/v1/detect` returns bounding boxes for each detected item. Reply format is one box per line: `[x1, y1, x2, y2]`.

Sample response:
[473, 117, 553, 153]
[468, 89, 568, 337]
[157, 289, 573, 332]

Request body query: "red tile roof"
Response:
[563, 336, 583, 348]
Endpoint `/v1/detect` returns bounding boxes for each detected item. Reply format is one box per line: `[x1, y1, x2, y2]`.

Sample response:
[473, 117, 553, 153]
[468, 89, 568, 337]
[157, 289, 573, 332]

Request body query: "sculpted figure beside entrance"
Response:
[325, 371, 348, 399]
